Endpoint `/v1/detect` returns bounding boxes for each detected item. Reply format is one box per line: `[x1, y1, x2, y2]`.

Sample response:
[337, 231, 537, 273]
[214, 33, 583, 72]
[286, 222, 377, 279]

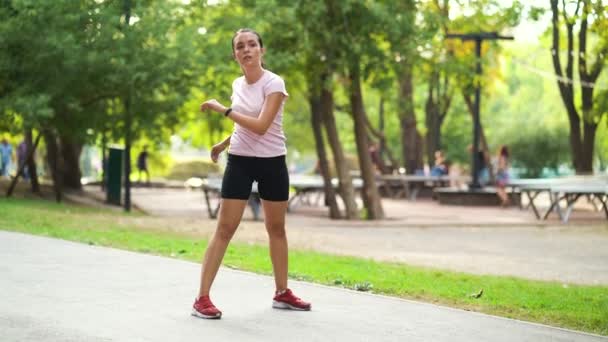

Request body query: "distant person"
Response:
[430, 150, 448, 176]
[0, 138, 13, 178]
[495, 145, 511, 207]
[136, 146, 150, 185]
[368, 142, 383, 174]
[448, 162, 465, 189]
[467, 145, 489, 186]
[17, 140, 28, 180]
[193, 28, 311, 320]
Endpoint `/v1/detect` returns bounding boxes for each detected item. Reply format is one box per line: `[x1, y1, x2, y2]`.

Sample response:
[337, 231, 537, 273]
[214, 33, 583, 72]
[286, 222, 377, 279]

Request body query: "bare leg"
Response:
[198, 199, 248, 298]
[262, 200, 289, 291]
[497, 187, 509, 206]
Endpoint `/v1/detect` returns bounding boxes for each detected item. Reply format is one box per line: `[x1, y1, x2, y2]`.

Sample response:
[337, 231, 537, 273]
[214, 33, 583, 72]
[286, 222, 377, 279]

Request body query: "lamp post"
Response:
[445, 32, 513, 189]
[123, 0, 132, 212]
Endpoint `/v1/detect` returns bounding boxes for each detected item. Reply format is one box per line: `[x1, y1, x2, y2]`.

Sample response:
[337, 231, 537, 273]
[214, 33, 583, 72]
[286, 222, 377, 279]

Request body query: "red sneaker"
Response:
[192, 295, 222, 319]
[272, 289, 311, 311]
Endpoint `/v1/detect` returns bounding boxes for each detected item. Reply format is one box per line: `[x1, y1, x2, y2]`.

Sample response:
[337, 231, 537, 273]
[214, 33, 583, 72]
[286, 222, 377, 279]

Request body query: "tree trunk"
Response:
[463, 92, 492, 182]
[550, 0, 603, 174]
[26, 128, 40, 193]
[364, 101, 398, 174]
[101, 131, 107, 191]
[60, 136, 83, 190]
[425, 82, 441, 168]
[309, 88, 341, 219]
[348, 58, 384, 220]
[463, 93, 490, 154]
[398, 64, 423, 175]
[321, 78, 359, 220]
[581, 120, 596, 172]
[43, 130, 62, 202]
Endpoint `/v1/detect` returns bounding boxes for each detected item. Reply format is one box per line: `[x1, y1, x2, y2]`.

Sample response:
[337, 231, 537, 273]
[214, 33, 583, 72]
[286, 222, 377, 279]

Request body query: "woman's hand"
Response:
[200, 99, 227, 114]
[210, 141, 228, 163]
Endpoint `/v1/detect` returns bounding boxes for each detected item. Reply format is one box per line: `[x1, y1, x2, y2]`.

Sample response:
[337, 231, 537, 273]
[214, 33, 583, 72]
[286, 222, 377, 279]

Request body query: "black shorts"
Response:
[221, 154, 289, 201]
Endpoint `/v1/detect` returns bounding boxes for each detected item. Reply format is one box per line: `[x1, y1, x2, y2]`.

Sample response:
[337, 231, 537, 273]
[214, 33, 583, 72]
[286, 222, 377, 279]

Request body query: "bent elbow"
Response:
[254, 124, 272, 135]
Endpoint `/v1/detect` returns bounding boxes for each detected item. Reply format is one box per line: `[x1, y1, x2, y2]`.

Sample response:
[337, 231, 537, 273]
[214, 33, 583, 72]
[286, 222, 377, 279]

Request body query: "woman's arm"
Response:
[210, 135, 232, 163]
[218, 134, 231, 147]
[201, 93, 285, 135]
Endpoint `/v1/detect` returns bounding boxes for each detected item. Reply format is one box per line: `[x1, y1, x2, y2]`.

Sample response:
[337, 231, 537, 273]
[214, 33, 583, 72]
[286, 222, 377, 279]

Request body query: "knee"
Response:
[215, 223, 237, 242]
[265, 222, 286, 239]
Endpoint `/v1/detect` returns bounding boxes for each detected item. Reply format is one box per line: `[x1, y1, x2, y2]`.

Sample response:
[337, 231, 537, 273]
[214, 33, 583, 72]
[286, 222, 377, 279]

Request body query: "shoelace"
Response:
[198, 297, 217, 310]
[282, 291, 303, 302]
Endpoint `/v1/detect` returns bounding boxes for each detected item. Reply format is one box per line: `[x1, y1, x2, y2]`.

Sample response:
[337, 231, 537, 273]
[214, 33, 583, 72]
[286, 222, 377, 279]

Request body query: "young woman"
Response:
[192, 28, 311, 319]
[495, 145, 511, 207]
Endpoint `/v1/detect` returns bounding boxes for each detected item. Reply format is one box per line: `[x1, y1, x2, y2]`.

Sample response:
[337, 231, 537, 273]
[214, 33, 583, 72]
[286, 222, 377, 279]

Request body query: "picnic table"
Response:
[200, 177, 262, 220]
[286, 175, 364, 211]
[507, 179, 559, 217]
[544, 183, 608, 222]
[200, 174, 365, 218]
[508, 177, 608, 222]
[378, 174, 470, 200]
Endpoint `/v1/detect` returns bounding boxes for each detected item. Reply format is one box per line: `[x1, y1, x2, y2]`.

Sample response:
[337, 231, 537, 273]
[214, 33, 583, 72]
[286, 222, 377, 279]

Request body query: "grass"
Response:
[1, 197, 607, 335]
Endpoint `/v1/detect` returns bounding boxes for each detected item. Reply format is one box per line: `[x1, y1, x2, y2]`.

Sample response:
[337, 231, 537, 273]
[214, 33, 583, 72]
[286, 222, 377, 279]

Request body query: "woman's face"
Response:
[232, 32, 264, 68]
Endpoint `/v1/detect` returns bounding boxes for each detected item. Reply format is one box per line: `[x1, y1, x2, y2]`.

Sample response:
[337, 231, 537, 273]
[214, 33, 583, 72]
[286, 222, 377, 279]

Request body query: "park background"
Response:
[1, 0, 606, 213]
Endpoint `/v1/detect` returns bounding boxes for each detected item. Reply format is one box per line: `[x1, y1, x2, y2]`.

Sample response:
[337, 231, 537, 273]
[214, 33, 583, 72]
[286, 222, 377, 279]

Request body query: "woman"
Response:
[430, 150, 448, 176]
[192, 28, 311, 319]
[495, 145, 511, 207]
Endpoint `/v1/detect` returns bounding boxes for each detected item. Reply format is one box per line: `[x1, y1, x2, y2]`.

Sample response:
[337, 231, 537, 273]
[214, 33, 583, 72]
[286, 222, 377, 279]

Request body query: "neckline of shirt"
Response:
[244, 69, 267, 87]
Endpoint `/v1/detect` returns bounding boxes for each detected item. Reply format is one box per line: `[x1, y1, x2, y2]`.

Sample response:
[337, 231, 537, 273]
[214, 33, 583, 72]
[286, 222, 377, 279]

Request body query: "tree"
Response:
[1, 0, 197, 201]
[377, 0, 425, 174]
[550, 0, 607, 173]
[327, 0, 385, 219]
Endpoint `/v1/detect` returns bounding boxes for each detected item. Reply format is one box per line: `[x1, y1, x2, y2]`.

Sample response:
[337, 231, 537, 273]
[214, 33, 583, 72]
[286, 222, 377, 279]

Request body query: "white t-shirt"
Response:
[228, 69, 288, 157]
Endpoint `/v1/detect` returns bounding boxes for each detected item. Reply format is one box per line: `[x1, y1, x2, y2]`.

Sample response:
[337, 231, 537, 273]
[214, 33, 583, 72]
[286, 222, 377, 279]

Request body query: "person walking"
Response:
[192, 28, 311, 319]
[0, 138, 13, 178]
[17, 140, 29, 180]
[136, 145, 150, 185]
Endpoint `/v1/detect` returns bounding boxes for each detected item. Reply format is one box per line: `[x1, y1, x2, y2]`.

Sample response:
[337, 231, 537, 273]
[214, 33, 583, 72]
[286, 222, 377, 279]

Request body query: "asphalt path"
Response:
[1, 231, 604, 342]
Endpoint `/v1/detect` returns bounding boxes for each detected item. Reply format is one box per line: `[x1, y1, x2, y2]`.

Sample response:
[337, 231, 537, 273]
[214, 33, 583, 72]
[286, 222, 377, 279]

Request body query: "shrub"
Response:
[165, 159, 221, 180]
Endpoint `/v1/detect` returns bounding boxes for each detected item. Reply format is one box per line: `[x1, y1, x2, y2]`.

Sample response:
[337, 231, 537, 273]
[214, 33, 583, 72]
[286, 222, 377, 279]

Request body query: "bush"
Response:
[165, 159, 221, 180]
[508, 125, 571, 178]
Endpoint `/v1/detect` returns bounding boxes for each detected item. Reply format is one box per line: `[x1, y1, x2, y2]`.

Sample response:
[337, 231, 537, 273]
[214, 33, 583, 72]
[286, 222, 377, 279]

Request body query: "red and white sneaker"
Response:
[192, 295, 222, 319]
[272, 289, 311, 311]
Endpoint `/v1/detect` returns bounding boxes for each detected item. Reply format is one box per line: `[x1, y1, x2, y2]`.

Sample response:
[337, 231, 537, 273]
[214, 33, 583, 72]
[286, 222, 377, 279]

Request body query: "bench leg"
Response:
[586, 194, 600, 212]
[543, 193, 563, 220]
[525, 191, 541, 219]
[249, 194, 261, 220]
[599, 195, 608, 219]
[561, 194, 581, 223]
[203, 189, 219, 219]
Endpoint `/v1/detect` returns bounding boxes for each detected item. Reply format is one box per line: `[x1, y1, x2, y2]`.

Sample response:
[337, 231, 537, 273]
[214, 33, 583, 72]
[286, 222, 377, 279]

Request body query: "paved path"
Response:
[1, 231, 605, 342]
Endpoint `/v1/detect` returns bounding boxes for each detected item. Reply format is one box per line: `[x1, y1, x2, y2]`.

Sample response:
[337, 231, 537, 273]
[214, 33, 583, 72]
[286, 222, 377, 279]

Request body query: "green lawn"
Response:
[1, 197, 607, 335]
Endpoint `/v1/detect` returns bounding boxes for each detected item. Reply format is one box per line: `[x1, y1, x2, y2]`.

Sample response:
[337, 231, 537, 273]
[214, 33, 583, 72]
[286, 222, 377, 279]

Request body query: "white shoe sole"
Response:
[272, 300, 311, 311]
[191, 309, 221, 319]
